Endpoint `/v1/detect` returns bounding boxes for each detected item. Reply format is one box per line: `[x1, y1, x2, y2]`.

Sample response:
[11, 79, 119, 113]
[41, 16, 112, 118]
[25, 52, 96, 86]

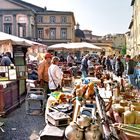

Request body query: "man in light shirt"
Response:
[48, 56, 63, 91]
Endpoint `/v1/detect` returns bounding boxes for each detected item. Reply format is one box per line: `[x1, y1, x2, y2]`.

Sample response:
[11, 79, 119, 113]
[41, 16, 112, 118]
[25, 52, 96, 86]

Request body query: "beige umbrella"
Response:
[68, 42, 102, 51]
[47, 43, 69, 51]
[48, 42, 102, 52]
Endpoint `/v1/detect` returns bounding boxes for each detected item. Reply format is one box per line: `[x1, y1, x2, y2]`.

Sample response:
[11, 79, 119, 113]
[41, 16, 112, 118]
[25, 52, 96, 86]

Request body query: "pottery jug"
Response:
[65, 122, 83, 140]
[85, 124, 102, 140]
[76, 114, 92, 128]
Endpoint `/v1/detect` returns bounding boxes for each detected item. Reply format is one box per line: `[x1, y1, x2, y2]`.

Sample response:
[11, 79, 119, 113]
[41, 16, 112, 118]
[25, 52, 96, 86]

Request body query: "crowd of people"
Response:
[0, 50, 140, 117]
[1, 51, 140, 93]
[69, 53, 140, 90]
[27, 52, 140, 94]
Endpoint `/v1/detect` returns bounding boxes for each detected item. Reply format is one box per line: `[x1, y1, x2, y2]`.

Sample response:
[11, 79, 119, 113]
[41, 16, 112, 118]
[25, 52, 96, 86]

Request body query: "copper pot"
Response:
[76, 115, 92, 128]
[85, 124, 102, 140]
[65, 122, 84, 140]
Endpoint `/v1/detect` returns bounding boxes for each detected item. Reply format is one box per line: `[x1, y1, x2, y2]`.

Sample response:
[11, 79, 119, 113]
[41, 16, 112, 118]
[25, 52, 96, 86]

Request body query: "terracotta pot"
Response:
[125, 132, 140, 140]
[131, 102, 140, 111]
[119, 100, 128, 107]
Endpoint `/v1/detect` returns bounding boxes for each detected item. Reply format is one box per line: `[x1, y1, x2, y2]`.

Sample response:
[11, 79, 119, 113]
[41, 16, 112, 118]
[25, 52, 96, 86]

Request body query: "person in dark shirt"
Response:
[0, 55, 2, 65]
[115, 57, 124, 77]
[105, 56, 111, 71]
[28, 68, 38, 80]
[1, 53, 12, 66]
[80, 54, 90, 79]
[125, 54, 136, 86]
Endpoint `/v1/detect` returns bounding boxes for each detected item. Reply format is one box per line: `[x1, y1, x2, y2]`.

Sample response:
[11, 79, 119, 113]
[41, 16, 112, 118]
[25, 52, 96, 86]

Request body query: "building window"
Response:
[61, 16, 67, 24]
[37, 16, 43, 23]
[31, 25, 34, 38]
[4, 16, 12, 22]
[4, 23, 12, 34]
[50, 28, 56, 39]
[50, 16, 56, 24]
[37, 28, 43, 39]
[61, 28, 67, 39]
[18, 23, 26, 37]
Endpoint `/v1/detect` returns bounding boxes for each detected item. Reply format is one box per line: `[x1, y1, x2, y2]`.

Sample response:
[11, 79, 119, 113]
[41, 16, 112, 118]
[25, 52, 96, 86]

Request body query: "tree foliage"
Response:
[120, 45, 126, 55]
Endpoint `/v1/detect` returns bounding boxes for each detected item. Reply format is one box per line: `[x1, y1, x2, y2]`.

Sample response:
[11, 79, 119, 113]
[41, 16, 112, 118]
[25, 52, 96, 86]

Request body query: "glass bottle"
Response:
[120, 78, 125, 92]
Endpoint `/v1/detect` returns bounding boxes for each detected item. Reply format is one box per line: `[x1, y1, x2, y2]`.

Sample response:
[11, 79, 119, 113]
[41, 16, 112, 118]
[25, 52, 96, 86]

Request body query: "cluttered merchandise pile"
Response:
[38, 73, 140, 140]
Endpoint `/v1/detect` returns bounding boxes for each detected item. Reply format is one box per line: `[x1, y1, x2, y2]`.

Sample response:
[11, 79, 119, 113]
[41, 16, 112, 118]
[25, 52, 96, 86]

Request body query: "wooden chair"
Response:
[62, 70, 73, 87]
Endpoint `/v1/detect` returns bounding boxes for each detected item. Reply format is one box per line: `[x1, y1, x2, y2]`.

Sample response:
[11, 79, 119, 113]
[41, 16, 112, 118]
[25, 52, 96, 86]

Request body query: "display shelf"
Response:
[0, 80, 20, 116]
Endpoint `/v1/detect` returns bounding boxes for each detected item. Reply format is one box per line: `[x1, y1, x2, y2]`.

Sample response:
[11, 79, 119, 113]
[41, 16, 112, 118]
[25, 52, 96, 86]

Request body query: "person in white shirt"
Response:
[67, 53, 74, 67]
[87, 56, 94, 68]
[48, 56, 63, 91]
[87, 56, 94, 76]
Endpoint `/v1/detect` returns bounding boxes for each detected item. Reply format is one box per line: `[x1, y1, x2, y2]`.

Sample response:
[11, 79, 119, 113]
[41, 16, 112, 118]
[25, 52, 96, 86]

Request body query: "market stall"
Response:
[39, 69, 140, 140]
[0, 32, 46, 116]
[108, 82, 140, 140]
[40, 74, 123, 140]
[47, 42, 102, 79]
[47, 42, 102, 63]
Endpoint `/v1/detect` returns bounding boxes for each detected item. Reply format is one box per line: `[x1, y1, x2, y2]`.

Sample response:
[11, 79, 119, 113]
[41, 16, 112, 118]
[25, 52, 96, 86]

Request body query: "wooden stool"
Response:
[62, 77, 72, 87]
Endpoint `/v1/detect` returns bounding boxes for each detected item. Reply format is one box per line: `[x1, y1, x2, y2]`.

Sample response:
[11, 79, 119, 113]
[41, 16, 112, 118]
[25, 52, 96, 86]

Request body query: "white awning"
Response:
[0, 32, 46, 47]
[48, 42, 102, 52]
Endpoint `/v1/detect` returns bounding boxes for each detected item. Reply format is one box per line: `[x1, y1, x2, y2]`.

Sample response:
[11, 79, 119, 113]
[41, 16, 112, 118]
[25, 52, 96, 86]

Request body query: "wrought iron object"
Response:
[94, 85, 120, 140]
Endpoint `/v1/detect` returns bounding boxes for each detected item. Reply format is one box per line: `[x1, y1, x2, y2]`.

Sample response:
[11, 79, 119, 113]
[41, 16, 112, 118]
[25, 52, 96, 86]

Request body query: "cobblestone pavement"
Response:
[0, 102, 45, 140]
[0, 87, 73, 140]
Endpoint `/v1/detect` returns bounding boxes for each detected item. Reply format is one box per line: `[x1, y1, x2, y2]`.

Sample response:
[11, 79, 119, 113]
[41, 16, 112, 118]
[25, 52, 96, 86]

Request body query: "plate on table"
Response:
[57, 103, 70, 109]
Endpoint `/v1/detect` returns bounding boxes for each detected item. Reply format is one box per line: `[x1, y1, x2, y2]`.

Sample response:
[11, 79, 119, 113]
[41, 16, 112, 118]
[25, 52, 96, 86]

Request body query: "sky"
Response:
[24, 0, 132, 36]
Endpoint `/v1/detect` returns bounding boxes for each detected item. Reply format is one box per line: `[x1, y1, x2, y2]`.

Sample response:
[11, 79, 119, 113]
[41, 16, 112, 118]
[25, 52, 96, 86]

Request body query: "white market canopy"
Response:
[47, 43, 68, 50]
[0, 32, 46, 47]
[47, 42, 102, 52]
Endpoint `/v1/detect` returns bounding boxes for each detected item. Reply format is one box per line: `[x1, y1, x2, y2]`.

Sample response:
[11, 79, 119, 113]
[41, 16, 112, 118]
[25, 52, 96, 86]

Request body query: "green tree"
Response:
[120, 45, 126, 55]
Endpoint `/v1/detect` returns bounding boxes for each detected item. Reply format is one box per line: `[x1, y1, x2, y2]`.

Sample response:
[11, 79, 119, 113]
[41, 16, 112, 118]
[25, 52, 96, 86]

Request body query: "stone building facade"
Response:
[0, 0, 76, 46]
[126, 0, 140, 56]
